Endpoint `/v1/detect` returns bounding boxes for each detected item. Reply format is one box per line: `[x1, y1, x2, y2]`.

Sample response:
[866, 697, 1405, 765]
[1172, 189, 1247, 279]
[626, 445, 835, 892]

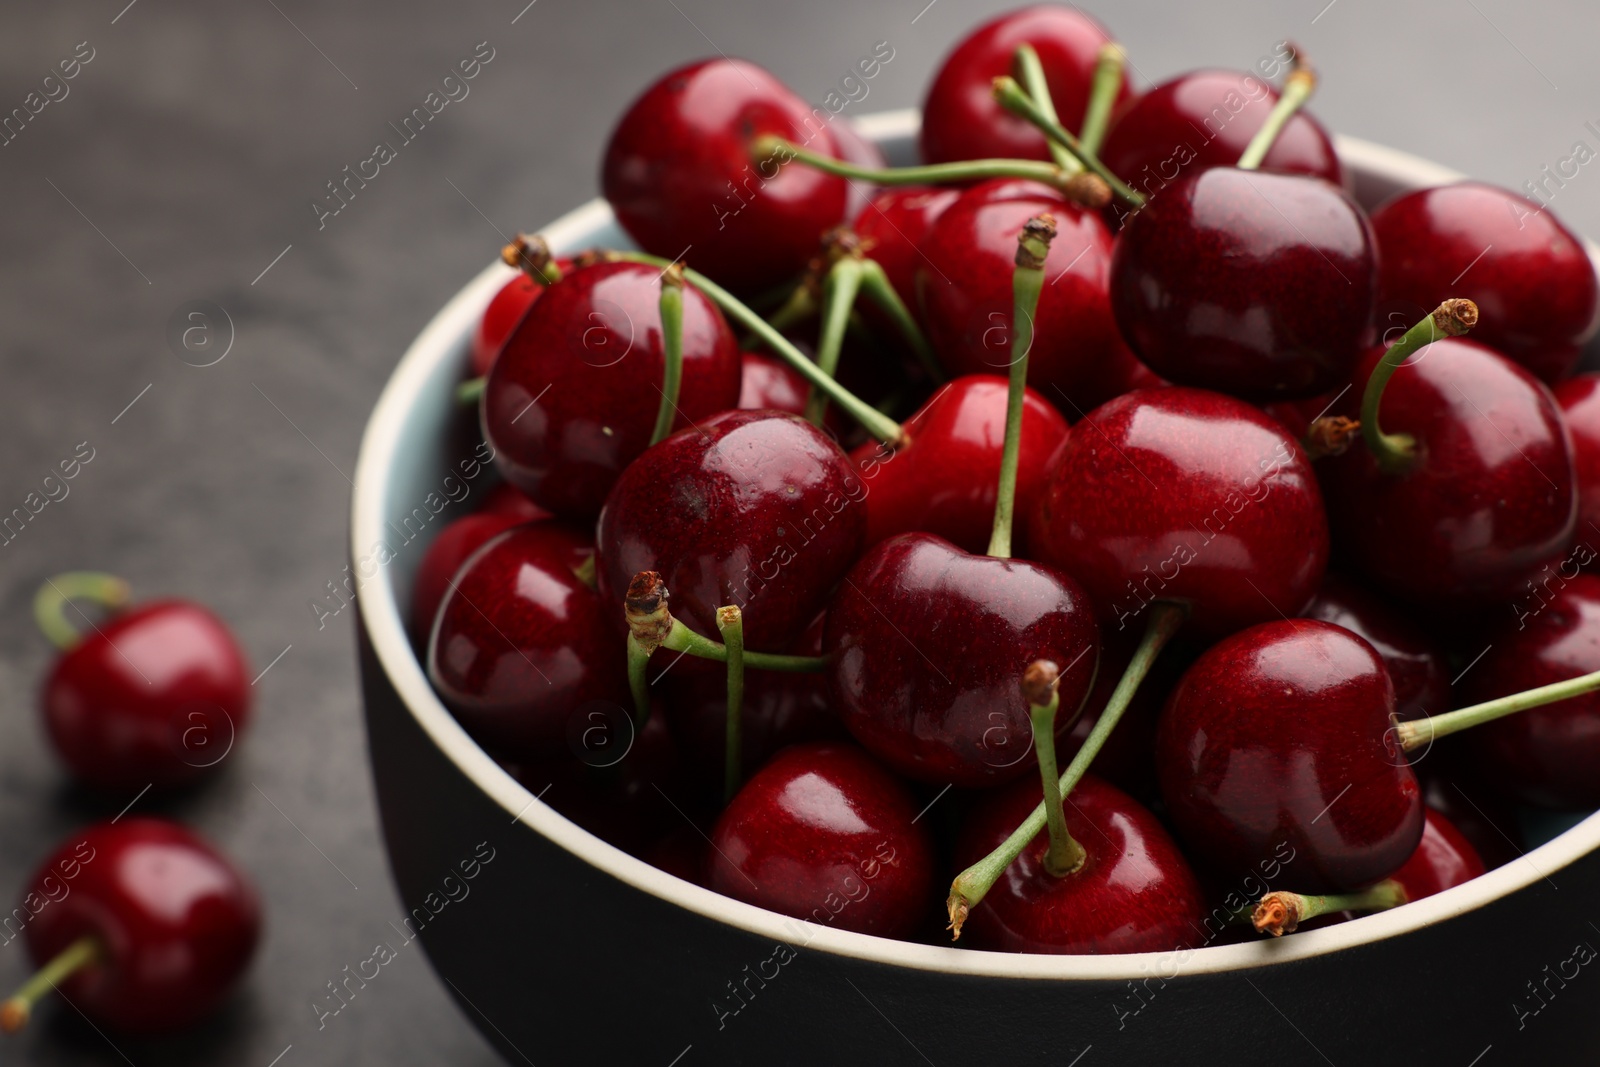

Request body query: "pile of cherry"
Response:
[432, 4, 1600, 957]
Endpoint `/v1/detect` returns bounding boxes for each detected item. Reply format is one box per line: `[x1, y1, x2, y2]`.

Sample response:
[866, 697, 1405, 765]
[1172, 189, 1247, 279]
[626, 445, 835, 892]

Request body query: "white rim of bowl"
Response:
[353, 108, 1600, 981]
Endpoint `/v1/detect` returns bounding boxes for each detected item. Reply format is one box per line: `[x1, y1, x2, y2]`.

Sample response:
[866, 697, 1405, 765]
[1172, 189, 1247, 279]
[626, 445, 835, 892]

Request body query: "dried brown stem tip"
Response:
[1304, 415, 1361, 460]
[1022, 659, 1061, 707]
[1062, 173, 1112, 210]
[821, 225, 865, 262]
[501, 233, 556, 282]
[661, 260, 685, 290]
[1282, 41, 1315, 91]
[1434, 298, 1479, 336]
[0, 999, 27, 1035]
[946, 896, 970, 941]
[1252, 892, 1301, 937]
[1015, 213, 1058, 270]
[625, 571, 674, 654]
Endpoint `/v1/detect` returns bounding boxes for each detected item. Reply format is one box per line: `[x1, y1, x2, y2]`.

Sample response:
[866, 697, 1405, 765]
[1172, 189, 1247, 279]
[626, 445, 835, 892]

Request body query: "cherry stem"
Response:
[1360, 299, 1480, 474]
[650, 263, 687, 446]
[457, 376, 486, 406]
[806, 255, 865, 426]
[718, 606, 745, 802]
[1399, 665, 1600, 751]
[607, 252, 907, 448]
[991, 77, 1143, 207]
[570, 552, 597, 590]
[33, 572, 132, 651]
[1079, 43, 1125, 158]
[988, 214, 1055, 559]
[501, 233, 562, 286]
[1303, 415, 1360, 460]
[626, 633, 652, 728]
[624, 572, 824, 672]
[946, 600, 1184, 938]
[1024, 660, 1087, 877]
[751, 135, 1095, 202]
[1252, 880, 1406, 937]
[856, 260, 944, 383]
[1236, 49, 1315, 171]
[0, 935, 101, 1035]
[1012, 44, 1080, 175]
[765, 281, 819, 335]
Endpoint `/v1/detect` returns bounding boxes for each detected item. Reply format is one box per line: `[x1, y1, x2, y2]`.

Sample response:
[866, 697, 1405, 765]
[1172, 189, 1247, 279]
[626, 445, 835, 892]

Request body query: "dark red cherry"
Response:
[1389, 806, 1485, 902]
[955, 773, 1205, 954]
[9, 818, 259, 1036]
[596, 410, 867, 653]
[1458, 572, 1600, 808]
[1303, 574, 1449, 722]
[1555, 373, 1600, 531]
[707, 742, 935, 939]
[1371, 182, 1599, 384]
[1075, 337, 1168, 412]
[428, 525, 625, 763]
[470, 257, 575, 378]
[602, 58, 849, 293]
[919, 179, 1122, 407]
[920, 5, 1132, 165]
[1110, 167, 1377, 400]
[1319, 338, 1578, 607]
[853, 185, 960, 313]
[1100, 68, 1342, 211]
[483, 260, 741, 518]
[1156, 619, 1424, 892]
[41, 590, 251, 793]
[738, 351, 809, 415]
[823, 533, 1100, 788]
[1028, 387, 1329, 639]
[1419, 759, 1525, 870]
[410, 515, 591, 643]
[847, 375, 1068, 554]
[479, 480, 548, 520]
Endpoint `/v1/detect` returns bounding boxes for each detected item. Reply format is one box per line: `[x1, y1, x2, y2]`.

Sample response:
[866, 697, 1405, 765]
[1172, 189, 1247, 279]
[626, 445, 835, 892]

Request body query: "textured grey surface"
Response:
[0, 1, 1596, 1064]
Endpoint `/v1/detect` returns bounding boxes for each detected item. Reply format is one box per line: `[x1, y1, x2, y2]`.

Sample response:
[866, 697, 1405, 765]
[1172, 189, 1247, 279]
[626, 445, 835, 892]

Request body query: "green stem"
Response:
[33, 572, 131, 651]
[658, 621, 823, 672]
[1399, 665, 1600, 751]
[718, 606, 745, 802]
[1237, 58, 1315, 171]
[1360, 300, 1479, 474]
[1079, 43, 1125, 158]
[991, 76, 1145, 207]
[1024, 662, 1085, 877]
[946, 601, 1185, 938]
[1013, 44, 1080, 175]
[987, 215, 1054, 559]
[570, 552, 597, 590]
[650, 265, 686, 446]
[0, 935, 101, 1034]
[856, 260, 943, 382]
[805, 257, 865, 426]
[626, 633, 652, 727]
[608, 252, 906, 447]
[1252, 880, 1406, 937]
[456, 377, 486, 406]
[764, 283, 818, 336]
[753, 135, 1075, 194]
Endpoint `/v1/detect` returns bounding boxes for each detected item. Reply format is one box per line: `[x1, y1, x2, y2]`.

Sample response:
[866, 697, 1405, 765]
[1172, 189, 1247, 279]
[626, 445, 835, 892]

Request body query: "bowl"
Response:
[353, 109, 1600, 1064]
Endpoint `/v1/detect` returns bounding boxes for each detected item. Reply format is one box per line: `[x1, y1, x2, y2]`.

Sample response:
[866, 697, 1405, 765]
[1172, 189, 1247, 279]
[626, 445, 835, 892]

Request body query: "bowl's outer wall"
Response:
[358, 116, 1600, 1065]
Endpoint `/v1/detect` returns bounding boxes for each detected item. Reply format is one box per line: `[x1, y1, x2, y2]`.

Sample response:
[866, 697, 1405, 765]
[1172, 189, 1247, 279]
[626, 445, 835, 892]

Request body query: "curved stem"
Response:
[607, 252, 906, 447]
[946, 601, 1185, 938]
[659, 621, 823, 672]
[1024, 661, 1085, 877]
[650, 264, 686, 446]
[765, 282, 819, 336]
[623, 571, 825, 673]
[1399, 666, 1600, 751]
[1252, 880, 1406, 937]
[991, 76, 1144, 207]
[1013, 44, 1080, 175]
[34, 572, 131, 651]
[626, 633, 652, 728]
[1079, 43, 1125, 158]
[988, 215, 1055, 559]
[1237, 54, 1316, 171]
[754, 135, 1073, 193]
[856, 261, 943, 383]
[456, 376, 486, 406]
[718, 606, 745, 802]
[806, 256, 865, 426]
[1361, 300, 1479, 474]
[0, 935, 101, 1034]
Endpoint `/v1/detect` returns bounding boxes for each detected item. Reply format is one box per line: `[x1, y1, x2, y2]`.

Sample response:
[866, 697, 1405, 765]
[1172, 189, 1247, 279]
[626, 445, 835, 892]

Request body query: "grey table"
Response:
[1, 1, 1595, 1063]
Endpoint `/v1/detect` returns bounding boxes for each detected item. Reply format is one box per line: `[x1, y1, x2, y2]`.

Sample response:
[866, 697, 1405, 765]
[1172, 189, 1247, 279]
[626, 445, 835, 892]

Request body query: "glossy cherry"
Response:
[470, 255, 575, 378]
[597, 410, 867, 654]
[1370, 182, 1599, 384]
[602, 58, 849, 293]
[738, 352, 809, 416]
[1028, 386, 1329, 638]
[1319, 337, 1578, 607]
[1156, 619, 1424, 892]
[1555, 373, 1600, 532]
[955, 772, 1205, 953]
[823, 532, 1099, 787]
[920, 6, 1132, 165]
[1110, 167, 1377, 400]
[1303, 574, 1449, 722]
[428, 524, 626, 763]
[1419, 759, 1525, 870]
[411, 515, 591, 643]
[1389, 806, 1486, 901]
[5, 818, 259, 1036]
[707, 742, 935, 939]
[39, 577, 252, 793]
[483, 260, 741, 518]
[479, 480, 548, 520]
[852, 185, 960, 313]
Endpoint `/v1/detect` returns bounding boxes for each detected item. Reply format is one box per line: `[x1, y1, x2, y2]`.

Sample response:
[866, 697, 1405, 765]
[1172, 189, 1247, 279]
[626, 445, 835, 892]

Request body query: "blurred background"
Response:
[0, 0, 1595, 1063]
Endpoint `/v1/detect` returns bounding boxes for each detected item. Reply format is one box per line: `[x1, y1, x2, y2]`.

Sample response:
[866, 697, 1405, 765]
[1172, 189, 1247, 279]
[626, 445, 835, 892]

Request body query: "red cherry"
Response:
[602, 59, 849, 293]
[706, 743, 935, 939]
[737, 351, 809, 415]
[483, 260, 741, 517]
[1388, 806, 1486, 902]
[1029, 387, 1330, 639]
[410, 514, 591, 643]
[848, 375, 1068, 554]
[1110, 167, 1377, 400]
[823, 533, 1100, 787]
[5, 818, 259, 1036]
[39, 576, 251, 792]
[1302, 574, 1449, 722]
[954, 773, 1205, 953]
[1319, 337, 1577, 607]
[472, 272, 543, 377]
[1156, 619, 1424, 892]
[479, 480, 549, 520]
[851, 185, 960, 313]
[918, 179, 1122, 406]
[1419, 760, 1525, 870]
[1075, 337, 1168, 412]
[1370, 182, 1599, 384]
[1555, 372, 1600, 531]
[920, 6, 1132, 165]
[428, 525, 625, 763]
